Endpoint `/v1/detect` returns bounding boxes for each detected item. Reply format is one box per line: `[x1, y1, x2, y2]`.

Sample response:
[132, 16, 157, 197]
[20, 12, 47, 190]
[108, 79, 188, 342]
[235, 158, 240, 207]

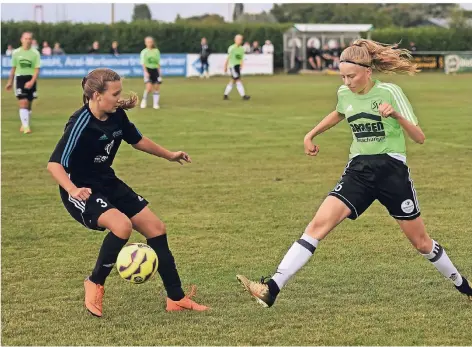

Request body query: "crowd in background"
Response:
[5, 38, 275, 57]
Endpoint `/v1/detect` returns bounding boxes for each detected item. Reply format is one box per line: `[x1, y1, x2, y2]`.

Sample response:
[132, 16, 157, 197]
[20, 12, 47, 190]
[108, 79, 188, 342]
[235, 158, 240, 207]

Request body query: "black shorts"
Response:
[328, 154, 420, 221]
[14, 75, 37, 101]
[229, 65, 241, 80]
[60, 178, 149, 231]
[200, 56, 209, 64]
[144, 68, 161, 84]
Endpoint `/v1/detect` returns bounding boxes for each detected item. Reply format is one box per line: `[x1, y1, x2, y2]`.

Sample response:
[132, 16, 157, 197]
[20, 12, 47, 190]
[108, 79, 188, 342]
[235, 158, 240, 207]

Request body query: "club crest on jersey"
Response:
[105, 140, 115, 155]
[371, 100, 383, 112]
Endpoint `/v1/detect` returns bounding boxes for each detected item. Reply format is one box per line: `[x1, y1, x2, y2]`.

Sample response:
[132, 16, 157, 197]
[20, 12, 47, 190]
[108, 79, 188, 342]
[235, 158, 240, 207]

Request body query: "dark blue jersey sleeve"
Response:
[49, 110, 92, 168]
[122, 111, 143, 145]
[49, 119, 77, 167]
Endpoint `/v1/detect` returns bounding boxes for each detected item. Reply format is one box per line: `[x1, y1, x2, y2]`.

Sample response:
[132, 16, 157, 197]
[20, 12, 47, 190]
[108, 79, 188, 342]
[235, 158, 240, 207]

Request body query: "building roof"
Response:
[292, 24, 374, 33]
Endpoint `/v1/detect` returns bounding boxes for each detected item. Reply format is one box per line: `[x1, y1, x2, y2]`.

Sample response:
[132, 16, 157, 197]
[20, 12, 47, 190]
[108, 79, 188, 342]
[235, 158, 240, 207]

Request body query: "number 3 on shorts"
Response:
[96, 198, 108, 208]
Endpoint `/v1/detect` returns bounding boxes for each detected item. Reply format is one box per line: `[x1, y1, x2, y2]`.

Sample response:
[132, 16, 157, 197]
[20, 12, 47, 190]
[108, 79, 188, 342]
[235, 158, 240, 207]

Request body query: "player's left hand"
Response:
[24, 81, 34, 89]
[169, 151, 192, 165]
[378, 103, 398, 118]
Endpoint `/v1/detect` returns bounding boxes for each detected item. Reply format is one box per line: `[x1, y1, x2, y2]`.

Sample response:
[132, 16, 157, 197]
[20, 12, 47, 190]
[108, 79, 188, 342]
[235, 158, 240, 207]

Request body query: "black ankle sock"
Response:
[267, 279, 280, 297]
[147, 234, 185, 301]
[90, 232, 128, 285]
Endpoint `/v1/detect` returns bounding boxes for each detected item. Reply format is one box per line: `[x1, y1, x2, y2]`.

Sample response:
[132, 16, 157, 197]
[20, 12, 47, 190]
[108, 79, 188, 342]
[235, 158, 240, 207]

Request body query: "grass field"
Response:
[2, 73, 472, 346]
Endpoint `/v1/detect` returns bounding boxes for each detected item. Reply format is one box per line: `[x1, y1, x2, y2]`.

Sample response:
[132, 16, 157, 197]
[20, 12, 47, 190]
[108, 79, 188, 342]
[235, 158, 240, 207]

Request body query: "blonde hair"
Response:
[145, 36, 156, 48]
[340, 39, 420, 75]
[81, 68, 137, 110]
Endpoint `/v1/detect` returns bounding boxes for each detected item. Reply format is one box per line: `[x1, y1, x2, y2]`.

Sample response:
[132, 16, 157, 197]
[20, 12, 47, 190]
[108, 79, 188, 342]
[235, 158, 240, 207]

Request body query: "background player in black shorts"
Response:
[47, 68, 208, 317]
[237, 39, 472, 308]
[5, 32, 41, 134]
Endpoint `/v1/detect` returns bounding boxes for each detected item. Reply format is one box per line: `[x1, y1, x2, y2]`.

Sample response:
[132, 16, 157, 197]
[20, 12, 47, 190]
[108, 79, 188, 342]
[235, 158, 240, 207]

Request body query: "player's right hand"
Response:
[304, 139, 320, 156]
[69, 187, 92, 201]
[5, 82, 12, 91]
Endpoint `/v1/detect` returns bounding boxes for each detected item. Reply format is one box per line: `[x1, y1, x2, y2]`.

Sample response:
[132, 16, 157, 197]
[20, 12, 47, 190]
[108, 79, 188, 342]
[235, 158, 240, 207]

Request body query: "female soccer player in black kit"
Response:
[48, 68, 208, 317]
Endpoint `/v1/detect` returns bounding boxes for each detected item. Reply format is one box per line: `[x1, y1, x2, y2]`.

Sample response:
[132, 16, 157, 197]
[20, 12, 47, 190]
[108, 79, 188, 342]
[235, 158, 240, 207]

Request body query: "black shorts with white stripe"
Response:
[328, 154, 420, 220]
[59, 178, 148, 231]
[229, 65, 241, 80]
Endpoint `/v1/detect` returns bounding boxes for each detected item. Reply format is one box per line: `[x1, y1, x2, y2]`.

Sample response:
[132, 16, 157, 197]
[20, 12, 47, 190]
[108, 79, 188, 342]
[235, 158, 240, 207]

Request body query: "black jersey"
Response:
[49, 104, 142, 189]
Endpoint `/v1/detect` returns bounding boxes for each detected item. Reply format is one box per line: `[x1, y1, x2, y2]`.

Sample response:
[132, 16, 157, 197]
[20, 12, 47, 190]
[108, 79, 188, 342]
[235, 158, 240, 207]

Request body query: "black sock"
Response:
[267, 279, 280, 297]
[90, 232, 128, 285]
[147, 234, 185, 301]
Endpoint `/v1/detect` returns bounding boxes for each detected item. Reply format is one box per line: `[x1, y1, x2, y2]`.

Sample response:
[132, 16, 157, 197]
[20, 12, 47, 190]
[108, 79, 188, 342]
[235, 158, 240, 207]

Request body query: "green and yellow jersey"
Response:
[11, 47, 41, 76]
[336, 80, 418, 160]
[140, 48, 160, 69]
[227, 44, 245, 67]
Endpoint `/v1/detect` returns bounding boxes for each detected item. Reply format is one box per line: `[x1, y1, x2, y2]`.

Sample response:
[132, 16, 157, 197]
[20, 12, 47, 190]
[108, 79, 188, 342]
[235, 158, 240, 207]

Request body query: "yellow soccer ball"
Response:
[116, 243, 158, 284]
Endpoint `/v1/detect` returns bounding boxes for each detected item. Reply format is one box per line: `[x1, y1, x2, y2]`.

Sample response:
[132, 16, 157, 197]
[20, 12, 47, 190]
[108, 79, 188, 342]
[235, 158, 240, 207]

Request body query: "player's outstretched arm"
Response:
[47, 162, 92, 201]
[132, 136, 191, 165]
[304, 110, 345, 156]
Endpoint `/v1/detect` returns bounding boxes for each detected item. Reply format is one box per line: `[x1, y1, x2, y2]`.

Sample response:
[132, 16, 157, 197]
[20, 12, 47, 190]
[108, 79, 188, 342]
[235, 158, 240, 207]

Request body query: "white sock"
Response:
[19, 108, 29, 128]
[422, 240, 463, 286]
[271, 233, 319, 290]
[142, 90, 148, 102]
[28, 110, 32, 123]
[153, 92, 160, 105]
[236, 81, 246, 97]
[224, 83, 233, 96]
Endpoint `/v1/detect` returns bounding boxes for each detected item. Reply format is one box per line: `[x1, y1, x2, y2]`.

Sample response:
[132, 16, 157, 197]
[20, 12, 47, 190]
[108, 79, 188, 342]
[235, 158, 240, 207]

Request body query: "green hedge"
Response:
[2, 21, 471, 69]
[370, 26, 472, 51]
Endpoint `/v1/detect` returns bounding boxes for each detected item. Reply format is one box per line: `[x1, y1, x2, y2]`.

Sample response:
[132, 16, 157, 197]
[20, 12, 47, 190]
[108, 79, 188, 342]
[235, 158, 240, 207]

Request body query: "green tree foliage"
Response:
[132, 4, 152, 21]
[270, 3, 460, 28]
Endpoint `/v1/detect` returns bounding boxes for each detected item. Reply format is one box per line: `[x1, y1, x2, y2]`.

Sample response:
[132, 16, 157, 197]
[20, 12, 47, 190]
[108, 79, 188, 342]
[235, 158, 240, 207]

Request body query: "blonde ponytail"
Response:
[340, 39, 420, 75]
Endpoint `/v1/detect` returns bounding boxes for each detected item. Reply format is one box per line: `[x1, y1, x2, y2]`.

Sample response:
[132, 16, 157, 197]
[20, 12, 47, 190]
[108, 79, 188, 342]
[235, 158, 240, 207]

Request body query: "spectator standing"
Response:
[262, 40, 274, 54]
[88, 41, 100, 54]
[199, 37, 211, 79]
[5, 44, 14, 56]
[251, 41, 261, 54]
[110, 41, 119, 56]
[42, 41, 52, 56]
[52, 42, 65, 55]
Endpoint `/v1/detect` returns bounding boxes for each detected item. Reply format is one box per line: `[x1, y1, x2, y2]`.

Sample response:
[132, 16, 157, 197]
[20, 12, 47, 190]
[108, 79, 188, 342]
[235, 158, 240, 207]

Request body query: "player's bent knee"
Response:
[99, 210, 133, 238]
[110, 218, 133, 239]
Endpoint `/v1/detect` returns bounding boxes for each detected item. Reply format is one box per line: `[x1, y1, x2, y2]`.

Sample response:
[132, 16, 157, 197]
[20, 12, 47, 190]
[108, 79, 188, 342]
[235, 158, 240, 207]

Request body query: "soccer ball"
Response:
[116, 243, 158, 284]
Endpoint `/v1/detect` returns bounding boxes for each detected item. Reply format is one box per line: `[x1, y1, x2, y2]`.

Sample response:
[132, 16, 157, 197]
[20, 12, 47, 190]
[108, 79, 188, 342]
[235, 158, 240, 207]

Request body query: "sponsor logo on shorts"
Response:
[401, 199, 415, 214]
[138, 195, 144, 202]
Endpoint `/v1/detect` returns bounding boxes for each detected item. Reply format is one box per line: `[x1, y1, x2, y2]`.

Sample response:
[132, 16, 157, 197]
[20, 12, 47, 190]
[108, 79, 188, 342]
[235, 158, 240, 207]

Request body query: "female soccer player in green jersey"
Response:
[237, 39, 472, 307]
[223, 34, 250, 101]
[140, 36, 161, 109]
[5, 32, 41, 134]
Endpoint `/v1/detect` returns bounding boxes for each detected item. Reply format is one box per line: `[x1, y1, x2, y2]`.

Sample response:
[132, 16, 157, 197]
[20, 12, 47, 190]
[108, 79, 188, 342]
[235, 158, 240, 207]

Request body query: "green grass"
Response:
[2, 73, 472, 346]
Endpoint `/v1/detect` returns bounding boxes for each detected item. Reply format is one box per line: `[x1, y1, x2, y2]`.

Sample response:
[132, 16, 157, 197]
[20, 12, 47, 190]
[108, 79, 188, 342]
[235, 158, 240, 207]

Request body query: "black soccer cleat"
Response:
[223, 95, 229, 100]
[455, 276, 472, 301]
[242, 95, 251, 100]
[236, 275, 276, 308]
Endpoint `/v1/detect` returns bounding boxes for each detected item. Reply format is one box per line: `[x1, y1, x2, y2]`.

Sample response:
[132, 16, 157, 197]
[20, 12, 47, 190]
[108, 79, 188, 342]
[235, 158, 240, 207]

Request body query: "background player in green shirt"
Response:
[223, 34, 250, 101]
[237, 39, 472, 307]
[5, 32, 41, 134]
[140, 36, 161, 109]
